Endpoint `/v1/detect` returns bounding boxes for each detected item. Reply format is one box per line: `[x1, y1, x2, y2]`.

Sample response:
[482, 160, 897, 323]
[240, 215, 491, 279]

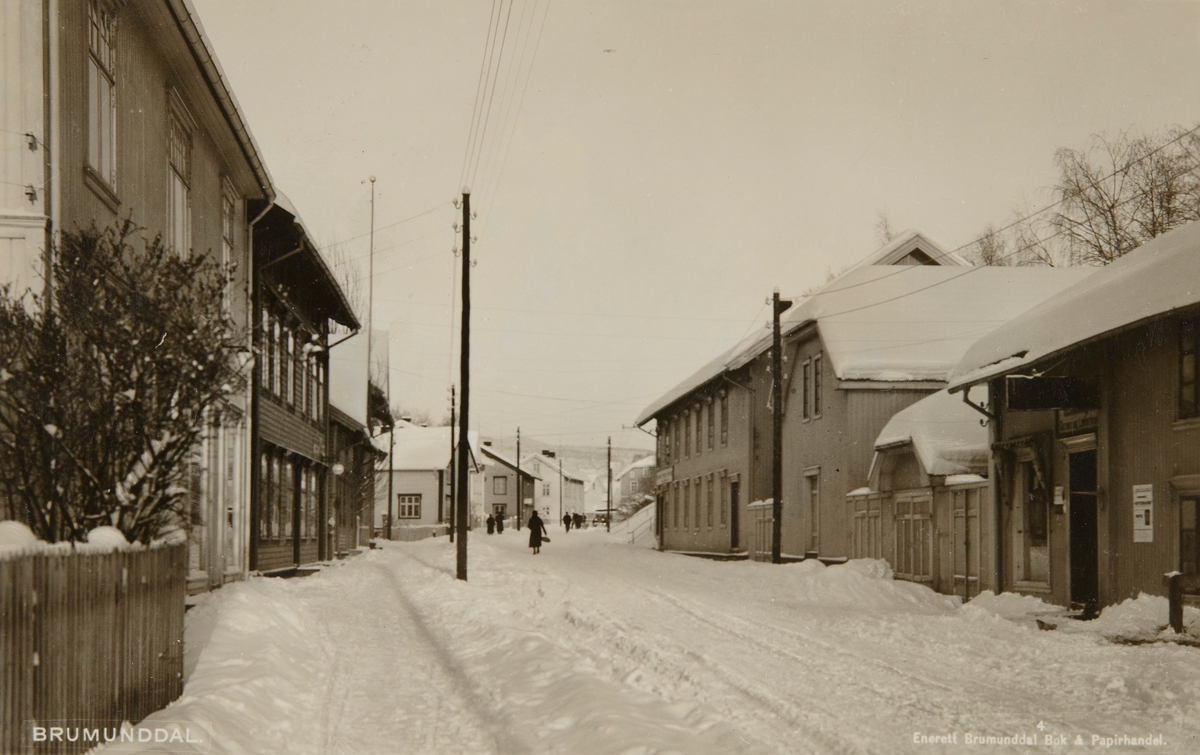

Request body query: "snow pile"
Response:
[781, 558, 959, 612]
[1085, 594, 1200, 640]
[0, 520, 38, 551]
[962, 590, 1059, 620]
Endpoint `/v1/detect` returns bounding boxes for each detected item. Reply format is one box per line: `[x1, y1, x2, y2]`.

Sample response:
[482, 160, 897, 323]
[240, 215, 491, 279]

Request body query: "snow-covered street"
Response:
[106, 528, 1200, 755]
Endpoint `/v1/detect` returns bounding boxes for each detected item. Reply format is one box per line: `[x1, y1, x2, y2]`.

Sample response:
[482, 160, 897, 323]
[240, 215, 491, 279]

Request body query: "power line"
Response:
[317, 202, 447, 255]
[459, 0, 502, 191]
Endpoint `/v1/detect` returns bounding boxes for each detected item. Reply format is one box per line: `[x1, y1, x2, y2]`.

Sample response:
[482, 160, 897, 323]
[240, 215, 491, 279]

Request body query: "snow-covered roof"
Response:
[841, 229, 969, 273]
[949, 221, 1200, 391]
[615, 455, 656, 481]
[873, 389, 989, 476]
[391, 424, 479, 471]
[636, 265, 1090, 425]
[520, 454, 584, 483]
[480, 446, 541, 479]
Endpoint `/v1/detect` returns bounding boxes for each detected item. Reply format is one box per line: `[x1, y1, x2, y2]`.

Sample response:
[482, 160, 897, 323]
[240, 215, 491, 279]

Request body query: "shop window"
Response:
[1012, 455, 1049, 585]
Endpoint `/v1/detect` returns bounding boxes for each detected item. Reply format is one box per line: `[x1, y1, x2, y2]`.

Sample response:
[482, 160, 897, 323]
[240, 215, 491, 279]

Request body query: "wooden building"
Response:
[376, 423, 480, 536]
[1, 0, 272, 591]
[249, 193, 359, 573]
[523, 452, 586, 521]
[481, 445, 539, 526]
[949, 223, 1200, 612]
[638, 231, 1089, 560]
[848, 389, 993, 598]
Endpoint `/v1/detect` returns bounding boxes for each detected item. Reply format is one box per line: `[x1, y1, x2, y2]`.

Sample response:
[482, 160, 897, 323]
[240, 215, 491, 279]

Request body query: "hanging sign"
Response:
[1133, 484, 1153, 543]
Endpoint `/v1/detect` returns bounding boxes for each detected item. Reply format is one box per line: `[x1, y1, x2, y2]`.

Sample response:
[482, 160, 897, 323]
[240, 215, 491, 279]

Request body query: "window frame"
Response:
[166, 93, 194, 258]
[813, 353, 823, 418]
[397, 494, 422, 519]
[493, 475, 508, 496]
[86, 0, 118, 195]
[1181, 317, 1198, 420]
[802, 359, 812, 420]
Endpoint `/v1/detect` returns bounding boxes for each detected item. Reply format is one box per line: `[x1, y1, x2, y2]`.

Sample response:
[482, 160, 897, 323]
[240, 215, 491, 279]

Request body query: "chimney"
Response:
[542, 450, 555, 458]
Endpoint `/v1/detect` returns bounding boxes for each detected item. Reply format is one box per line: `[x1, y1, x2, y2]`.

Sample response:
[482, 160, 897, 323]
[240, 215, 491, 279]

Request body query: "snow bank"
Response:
[1087, 593, 1200, 639]
[962, 590, 1058, 620]
[780, 558, 959, 613]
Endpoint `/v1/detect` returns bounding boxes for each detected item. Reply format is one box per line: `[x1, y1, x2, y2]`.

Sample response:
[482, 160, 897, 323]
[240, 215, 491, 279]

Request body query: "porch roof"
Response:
[949, 221, 1200, 392]
[873, 389, 989, 476]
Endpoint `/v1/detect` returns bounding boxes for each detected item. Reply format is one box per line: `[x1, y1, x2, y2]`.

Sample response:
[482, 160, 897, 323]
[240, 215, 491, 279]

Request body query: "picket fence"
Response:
[1, 543, 186, 754]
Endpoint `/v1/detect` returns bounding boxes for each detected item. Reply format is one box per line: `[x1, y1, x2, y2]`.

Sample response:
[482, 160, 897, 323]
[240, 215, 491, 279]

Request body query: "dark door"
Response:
[730, 480, 740, 550]
[1069, 449, 1099, 611]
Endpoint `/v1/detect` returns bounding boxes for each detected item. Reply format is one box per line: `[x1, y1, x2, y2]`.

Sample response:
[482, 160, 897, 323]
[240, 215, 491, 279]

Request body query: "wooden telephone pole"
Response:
[455, 191, 471, 580]
[771, 288, 792, 564]
[606, 436, 612, 533]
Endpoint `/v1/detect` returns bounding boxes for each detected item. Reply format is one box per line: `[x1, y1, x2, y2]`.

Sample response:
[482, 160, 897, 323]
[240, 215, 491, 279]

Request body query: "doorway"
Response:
[1069, 448, 1099, 613]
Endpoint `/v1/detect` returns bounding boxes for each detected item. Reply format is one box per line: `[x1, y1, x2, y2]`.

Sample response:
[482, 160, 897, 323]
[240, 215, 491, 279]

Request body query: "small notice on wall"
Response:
[1133, 484, 1153, 543]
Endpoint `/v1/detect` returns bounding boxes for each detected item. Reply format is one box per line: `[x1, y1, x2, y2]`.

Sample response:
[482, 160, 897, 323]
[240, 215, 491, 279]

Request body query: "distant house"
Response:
[523, 452, 585, 520]
[849, 389, 992, 598]
[615, 455, 656, 507]
[638, 231, 1090, 560]
[481, 445, 539, 526]
[949, 221, 1200, 612]
[376, 423, 480, 535]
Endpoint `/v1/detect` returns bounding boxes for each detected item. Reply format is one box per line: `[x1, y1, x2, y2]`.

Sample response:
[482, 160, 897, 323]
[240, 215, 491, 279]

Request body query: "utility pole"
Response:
[455, 190, 471, 581]
[516, 427, 522, 530]
[771, 287, 792, 564]
[448, 385, 456, 543]
[558, 446, 563, 521]
[367, 177, 389, 542]
[606, 436, 612, 533]
[387, 421, 394, 541]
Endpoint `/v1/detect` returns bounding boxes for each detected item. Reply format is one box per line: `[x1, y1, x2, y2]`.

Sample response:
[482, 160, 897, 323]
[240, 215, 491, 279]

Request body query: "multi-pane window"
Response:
[493, 476, 508, 496]
[707, 402, 714, 450]
[281, 457, 294, 539]
[719, 472, 727, 526]
[281, 328, 292, 406]
[167, 108, 192, 257]
[695, 477, 703, 528]
[707, 474, 714, 527]
[87, 0, 117, 187]
[673, 418, 680, 462]
[672, 483, 679, 528]
[1182, 318, 1198, 419]
[720, 394, 728, 446]
[802, 360, 811, 420]
[686, 480, 696, 528]
[1182, 497, 1199, 594]
[299, 465, 310, 539]
[397, 494, 421, 519]
[696, 407, 703, 454]
[684, 413, 691, 457]
[813, 354, 823, 417]
[221, 182, 237, 306]
[258, 453, 270, 539]
[316, 359, 326, 423]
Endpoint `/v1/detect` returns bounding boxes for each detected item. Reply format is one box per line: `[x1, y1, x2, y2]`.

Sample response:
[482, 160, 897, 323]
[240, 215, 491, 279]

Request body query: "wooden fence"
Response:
[1, 543, 186, 754]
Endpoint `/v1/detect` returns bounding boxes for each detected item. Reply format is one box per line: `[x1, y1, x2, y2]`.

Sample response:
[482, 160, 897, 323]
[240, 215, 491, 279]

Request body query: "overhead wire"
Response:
[459, 0, 503, 192]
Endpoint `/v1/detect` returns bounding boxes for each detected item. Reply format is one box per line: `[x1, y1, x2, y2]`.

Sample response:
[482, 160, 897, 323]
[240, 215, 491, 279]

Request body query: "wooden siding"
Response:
[258, 399, 325, 459]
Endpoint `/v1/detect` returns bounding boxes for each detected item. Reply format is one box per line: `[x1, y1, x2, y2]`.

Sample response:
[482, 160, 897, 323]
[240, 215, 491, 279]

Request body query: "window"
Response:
[674, 418, 681, 462]
[707, 402, 714, 450]
[684, 413, 691, 457]
[269, 315, 280, 396]
[493, 476, 508, 496]
[542, 483, 551, 496]
[281, 327, 292, 406]
[707, 474, 714, 527]
[672, 483, 679, 529]
[719, 472, 727, 526]
[806, 471, 820, 552]
[316, 359, 326, 422]
[167, 104, 192, 257]
[281, 456, 294, 539]
[686, 480, 696, 528]
[299, 465, 310, 539]
[695, 477, 703, 529]
[1182, 318, 1198, 419]
[397, 494, 421, 519]
[87, 0, 117, 188]
[802, 360, 811, 420]
[1182, 497, 1199, 594]
[720, 394, 728, 446]
[221, 181, 237, 306]
[696, 407, 703, 454]
[813, 354, 822, 417]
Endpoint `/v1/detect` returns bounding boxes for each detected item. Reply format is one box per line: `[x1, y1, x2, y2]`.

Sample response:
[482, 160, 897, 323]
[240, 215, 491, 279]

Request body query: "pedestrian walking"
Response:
[486, 514, 495, 534]
[496, 515, 504, 534]
[563, 513, 571, 532]
[528, 510, 547, 554]
[573, 512, 584, 530]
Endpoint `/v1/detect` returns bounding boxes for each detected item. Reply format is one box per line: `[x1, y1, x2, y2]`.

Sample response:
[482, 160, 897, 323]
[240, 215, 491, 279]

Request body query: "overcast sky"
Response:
[192, 0, 1200, 448]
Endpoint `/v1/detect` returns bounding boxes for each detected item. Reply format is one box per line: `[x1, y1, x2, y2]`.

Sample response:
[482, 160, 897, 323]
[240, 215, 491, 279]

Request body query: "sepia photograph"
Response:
[2, 0, 1200, 753]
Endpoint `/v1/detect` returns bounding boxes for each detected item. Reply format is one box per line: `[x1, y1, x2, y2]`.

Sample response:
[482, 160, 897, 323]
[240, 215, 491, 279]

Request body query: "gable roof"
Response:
[520, 454, 584, 483]
[480, 446, 541, 480]
[636, 265, 1090, 425]
[842, 229, 968, 272]
[615, 455, 656, 481]
[873, 388, 989, 476]
[949, 221, 1200, 392]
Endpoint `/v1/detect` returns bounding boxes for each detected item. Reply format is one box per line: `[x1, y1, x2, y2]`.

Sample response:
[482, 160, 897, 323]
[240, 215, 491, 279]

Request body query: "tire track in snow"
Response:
[370, 560, 532, 754]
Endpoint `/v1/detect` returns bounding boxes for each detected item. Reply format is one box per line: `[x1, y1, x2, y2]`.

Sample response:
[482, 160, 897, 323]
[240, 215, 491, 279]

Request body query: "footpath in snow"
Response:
[100, 527, 1200, 755]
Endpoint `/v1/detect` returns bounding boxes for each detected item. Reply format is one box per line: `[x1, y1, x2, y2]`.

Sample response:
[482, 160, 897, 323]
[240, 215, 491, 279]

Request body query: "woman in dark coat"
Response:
[528, 510, 546, 554]
[486, 514, 495, 534]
